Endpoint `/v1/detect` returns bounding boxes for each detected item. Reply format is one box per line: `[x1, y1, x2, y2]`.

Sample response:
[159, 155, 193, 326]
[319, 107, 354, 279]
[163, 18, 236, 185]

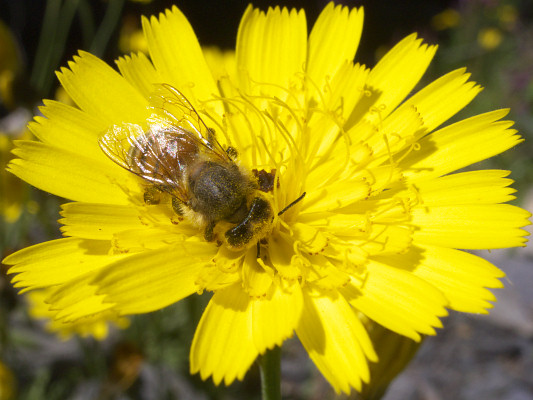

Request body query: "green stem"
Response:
[259, 346, 282, 400]
[30, 0, 61, 92]
[89, 0, 125, 57]
[76, 0, 96, 48]
[30, 0, 81, 95]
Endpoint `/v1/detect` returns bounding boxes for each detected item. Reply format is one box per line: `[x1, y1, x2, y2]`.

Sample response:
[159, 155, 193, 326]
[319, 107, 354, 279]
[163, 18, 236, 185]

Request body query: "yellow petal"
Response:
[195, 263, 241, 293]
[344, 259, 448, 341]
[236, 5, 307, 98]
[413, 170, 517, 206]
[9, 141, 135, 204]
[307, 3, 364, 97]
[401, 109, 522, 181]
[267, 232, 305, 281]
[304, 124, 351, 184]
[5, 238, 124, 292]
[410, 245, 504, 313]
[362, 104, 424, 158]
[296, 289, 377, 394]
[323, 238, 368, 269]
[94, 242, 216, 314]
[322, 61, 369, 122]
[251, 283, 303, 353]
[59, 202, 146, 239]
[301, 177, 370, 213]
[242, 250, 273, 297]
[56, 51, 148, 124]
[142, 6, 219, 107]
[190, 284, 258, 385]
[349, 34, 437, 127]
[111, 227, 189, 253]
[398, 68, 482, 132]
[297, 211, 368, 237]
[305, 254, 351, 290]
[202, 47, 237, 83]
[305, 111, 344, 161]
[30, 100, 107, 161]
[115, 52, 162, 98]
[47, 274, 115, 322]
[354, 224, 413, 255]
[291, 222, 329, 254]
[60, 202, 195, 243]
[411, 204, 531, 249]
[26, 289, 128, 340]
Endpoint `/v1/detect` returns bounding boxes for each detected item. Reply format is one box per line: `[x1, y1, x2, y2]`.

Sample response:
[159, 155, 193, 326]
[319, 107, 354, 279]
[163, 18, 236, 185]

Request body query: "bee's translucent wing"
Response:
[98, 122, 191, 203]
[98, 123, 142, 171]
[148, 84, 229, 161]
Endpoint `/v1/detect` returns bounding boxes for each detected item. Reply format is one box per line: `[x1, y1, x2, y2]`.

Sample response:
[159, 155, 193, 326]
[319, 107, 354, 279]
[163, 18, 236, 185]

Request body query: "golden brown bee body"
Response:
[98, 84, 274, 249]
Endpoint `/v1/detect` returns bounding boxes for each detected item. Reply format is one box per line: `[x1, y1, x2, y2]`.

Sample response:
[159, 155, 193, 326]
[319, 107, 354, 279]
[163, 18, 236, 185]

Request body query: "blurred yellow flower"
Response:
[1, 129, 35, 225]
[478, 27, 504, 50]
[0, 361, 15, 400]
[0, 20, 22, 109]
[119, 16, 149, 55]
[3, 2, 531, 394]
[431, 8, 460, 31]
[497, 4, 518, 28]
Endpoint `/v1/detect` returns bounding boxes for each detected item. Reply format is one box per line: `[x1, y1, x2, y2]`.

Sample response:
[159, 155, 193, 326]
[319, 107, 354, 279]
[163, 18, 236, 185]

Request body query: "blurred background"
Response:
[0, 0, 532, 399]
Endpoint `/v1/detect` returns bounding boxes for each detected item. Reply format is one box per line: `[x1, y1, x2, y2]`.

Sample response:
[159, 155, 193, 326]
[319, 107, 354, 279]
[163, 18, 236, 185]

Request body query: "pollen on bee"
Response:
[170, 215, 183, 225]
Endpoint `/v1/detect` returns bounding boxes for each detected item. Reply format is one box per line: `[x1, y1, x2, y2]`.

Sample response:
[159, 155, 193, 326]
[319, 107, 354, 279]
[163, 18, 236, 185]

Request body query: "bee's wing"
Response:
[98, 123, 142, 171]
[148, 84, 230, 162]
[98, 123, 191, 203]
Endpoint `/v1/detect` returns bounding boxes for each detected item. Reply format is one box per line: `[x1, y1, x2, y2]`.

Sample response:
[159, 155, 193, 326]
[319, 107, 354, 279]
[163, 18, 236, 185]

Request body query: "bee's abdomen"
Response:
[188, 161, 247, 221]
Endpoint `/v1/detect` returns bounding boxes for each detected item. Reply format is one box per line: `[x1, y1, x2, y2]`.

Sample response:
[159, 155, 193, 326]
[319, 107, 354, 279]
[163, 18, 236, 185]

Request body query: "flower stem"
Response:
[259, 346, 282, 400]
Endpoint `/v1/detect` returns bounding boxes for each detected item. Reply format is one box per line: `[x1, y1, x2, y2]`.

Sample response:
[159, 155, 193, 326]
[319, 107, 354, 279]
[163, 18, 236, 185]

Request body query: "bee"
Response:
[98, 84, 275, 249]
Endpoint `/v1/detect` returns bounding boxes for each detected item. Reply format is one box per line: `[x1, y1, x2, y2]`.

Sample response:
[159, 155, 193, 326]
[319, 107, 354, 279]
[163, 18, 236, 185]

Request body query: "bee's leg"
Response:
[225, 197, 272, 248]
[257, 238, 268, 258]
[206, 127, 217, 144]
[226, 146, 238, 160]
[204, 220, 216, 242]
[171, 197, 184, 216]
[144, 186, 162, 204]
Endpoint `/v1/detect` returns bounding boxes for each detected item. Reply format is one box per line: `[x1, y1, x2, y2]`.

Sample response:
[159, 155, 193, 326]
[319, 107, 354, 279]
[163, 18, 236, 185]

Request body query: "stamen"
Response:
[262, 109, 305, 168]
[246, 75, 304, 111]
[301, 71, 328, 111]
[196, 108, 231, 146]
[394, 141, 421, 164]
[233, 91, 279, 164]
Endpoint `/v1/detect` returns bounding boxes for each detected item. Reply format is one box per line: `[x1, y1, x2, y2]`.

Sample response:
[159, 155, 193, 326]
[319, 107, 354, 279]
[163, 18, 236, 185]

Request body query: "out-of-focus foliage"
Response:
[428, 1, 533, 192]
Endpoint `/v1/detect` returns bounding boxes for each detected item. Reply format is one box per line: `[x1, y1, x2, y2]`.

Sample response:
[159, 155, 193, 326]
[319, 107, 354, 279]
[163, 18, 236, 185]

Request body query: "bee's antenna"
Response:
[278, 192, 306, 216]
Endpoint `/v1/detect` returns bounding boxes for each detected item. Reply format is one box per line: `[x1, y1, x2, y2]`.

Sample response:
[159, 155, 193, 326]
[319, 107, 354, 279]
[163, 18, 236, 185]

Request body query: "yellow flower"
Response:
[0, 20, 22, 109]
[478, 27, 503, 50]
[431, 8, 460, 31]
[1, 129, 35, 225]
[0, 360, 16, 400]
[3, 2, 531, 394]
[26, 288, 130, 340]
